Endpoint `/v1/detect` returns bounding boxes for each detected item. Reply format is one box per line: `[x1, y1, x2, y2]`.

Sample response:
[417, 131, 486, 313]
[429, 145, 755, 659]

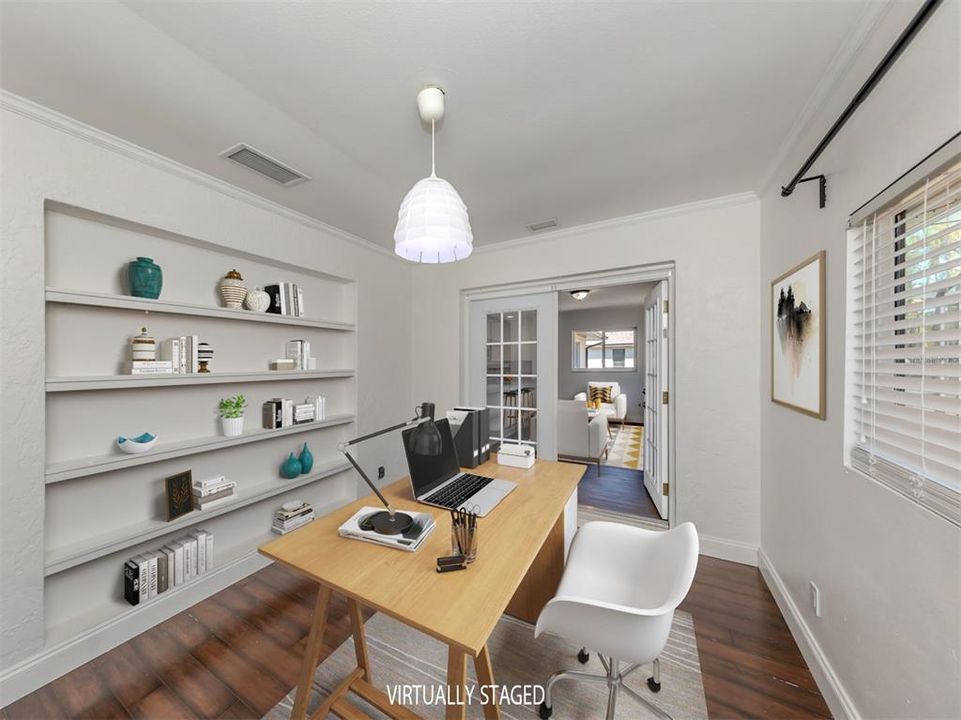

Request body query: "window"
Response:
[572, 329, 636, 370]
[846, 153, 961, 526]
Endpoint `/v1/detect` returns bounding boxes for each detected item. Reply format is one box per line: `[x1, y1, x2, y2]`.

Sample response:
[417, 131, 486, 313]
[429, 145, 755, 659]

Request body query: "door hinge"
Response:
[663, 300, 669, 313]
[662, 482, 669, 496]
[662, 391, 669, 404]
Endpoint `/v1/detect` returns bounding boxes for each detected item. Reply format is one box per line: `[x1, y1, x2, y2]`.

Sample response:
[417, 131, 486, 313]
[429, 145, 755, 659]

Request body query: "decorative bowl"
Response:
[117, 432, 158, 454]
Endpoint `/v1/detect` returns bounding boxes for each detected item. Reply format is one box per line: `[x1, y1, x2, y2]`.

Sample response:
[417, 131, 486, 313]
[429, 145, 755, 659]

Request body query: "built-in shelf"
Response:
[45, 413, 356, 484]
[46, 369, 355, 392]
[44, 458, 351, 576]
[46, 288, 356, 331]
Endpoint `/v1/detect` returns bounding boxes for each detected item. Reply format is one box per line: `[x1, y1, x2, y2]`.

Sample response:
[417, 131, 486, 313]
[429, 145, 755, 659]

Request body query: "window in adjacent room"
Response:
[572, 329, 636, 370]
[846, 149, 960, 525]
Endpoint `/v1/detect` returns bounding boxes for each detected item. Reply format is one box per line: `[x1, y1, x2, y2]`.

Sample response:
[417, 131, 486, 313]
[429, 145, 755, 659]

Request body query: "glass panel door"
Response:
[486, 310, 539, 448]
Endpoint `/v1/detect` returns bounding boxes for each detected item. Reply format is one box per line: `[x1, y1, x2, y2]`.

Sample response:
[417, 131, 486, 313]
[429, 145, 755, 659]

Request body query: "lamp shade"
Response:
[394, 176, 473, 263]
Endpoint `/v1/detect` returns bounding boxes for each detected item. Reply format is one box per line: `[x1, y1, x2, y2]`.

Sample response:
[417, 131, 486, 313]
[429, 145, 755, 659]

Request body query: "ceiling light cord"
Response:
[430, 119, 436, 178]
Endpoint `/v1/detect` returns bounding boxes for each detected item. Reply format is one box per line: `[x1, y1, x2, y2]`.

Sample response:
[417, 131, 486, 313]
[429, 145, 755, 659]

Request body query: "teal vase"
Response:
[128, 257, 163, 299]
[299, 443, 314, 474]
[280, 452, 302, 479]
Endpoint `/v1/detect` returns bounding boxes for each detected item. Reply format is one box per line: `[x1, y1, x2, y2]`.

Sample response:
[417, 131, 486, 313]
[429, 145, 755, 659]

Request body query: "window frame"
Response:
[570, 327, 638, 372]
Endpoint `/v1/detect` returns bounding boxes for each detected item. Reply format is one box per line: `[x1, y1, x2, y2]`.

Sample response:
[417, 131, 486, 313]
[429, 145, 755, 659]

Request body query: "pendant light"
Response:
[394, 86, 473, 263]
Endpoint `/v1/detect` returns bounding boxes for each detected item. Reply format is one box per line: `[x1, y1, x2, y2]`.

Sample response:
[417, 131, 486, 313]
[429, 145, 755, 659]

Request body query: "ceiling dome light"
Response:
[570, 290, 591, 301]
[394, 87, 473, 263]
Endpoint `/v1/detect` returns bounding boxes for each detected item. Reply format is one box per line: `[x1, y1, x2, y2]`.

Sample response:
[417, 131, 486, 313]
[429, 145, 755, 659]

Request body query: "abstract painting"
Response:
[771, 251, 825, 419]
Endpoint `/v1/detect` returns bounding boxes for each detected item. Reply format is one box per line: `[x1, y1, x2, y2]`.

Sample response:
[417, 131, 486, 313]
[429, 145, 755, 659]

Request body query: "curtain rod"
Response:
[780, 0, 944, 207]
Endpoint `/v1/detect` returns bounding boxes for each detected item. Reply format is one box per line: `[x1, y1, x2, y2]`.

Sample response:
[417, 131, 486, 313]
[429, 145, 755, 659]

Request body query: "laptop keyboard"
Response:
[424, 474, 494, 509]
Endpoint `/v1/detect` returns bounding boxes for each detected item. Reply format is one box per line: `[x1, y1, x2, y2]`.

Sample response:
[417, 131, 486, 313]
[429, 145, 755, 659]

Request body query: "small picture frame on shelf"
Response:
[165, 470, 194, 521]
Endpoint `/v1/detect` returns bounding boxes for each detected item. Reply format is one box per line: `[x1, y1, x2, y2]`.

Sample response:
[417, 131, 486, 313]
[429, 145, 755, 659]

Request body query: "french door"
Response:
[643, 281, 669, 519]
[467, 293, 557, 460]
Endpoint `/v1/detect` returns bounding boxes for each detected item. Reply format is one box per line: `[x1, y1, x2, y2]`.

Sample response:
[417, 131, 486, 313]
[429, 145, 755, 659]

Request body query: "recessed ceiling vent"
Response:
[526, 219, 558, 233]
[219, 143, 310, 186]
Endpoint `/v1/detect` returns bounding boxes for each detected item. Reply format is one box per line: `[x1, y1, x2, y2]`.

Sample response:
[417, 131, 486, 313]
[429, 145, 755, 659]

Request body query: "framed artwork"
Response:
[771, 251, 825, 419]
[165, 470, 194, 521]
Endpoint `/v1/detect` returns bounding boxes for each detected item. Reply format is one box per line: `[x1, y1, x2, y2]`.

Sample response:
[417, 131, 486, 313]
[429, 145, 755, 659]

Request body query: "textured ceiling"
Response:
[1, 1, 879, 247]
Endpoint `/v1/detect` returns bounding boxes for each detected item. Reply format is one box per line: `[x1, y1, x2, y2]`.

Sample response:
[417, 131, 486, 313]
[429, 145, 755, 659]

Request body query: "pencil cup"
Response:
[451, 523, 478, 564]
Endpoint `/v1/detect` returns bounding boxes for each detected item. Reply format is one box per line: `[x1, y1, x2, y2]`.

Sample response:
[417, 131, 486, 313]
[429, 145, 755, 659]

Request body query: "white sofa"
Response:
[556, 400, 610, 470]
[573, 381, 628, 425]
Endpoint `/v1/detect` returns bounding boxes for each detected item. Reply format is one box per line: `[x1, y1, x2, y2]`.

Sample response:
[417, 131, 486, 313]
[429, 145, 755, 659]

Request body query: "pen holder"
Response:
[451, 517, 478, 564]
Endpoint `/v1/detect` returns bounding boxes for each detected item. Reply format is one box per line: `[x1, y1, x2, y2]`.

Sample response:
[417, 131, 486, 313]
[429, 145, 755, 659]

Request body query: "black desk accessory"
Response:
[339, 402, 442, 535]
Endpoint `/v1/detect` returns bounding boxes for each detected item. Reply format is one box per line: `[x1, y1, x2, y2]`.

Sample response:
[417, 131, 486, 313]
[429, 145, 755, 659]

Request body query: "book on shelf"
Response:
[192, 478, 236, 498]
[192, 490, 234, 510]
[297, 287, 305, 318]
[124, 530, 216, 605]
[271, 513, 314, 535]
[191, 529, 208, 575]
[157, 551, 168, 594]
[124, 560, 140, 605]
[194, 474, 229, 489]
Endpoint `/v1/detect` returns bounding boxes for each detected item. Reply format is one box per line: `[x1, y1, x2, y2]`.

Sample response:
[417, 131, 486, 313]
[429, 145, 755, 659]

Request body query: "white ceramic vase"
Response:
[221, 416, 244, 437]
[244, 287, 271, 313]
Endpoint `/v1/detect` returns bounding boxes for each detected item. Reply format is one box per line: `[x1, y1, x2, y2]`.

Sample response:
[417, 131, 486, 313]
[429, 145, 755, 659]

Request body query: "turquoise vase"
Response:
[280, 452, 302, 479]
[128, 257, 163, 299]
[298, 443, 314, 474]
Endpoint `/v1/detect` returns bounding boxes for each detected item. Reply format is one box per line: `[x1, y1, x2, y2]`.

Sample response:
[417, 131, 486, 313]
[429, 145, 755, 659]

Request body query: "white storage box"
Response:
[497, 443, 535, 469]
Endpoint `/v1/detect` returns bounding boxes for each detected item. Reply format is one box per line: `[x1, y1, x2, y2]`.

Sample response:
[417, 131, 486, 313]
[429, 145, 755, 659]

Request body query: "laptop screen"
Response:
[402, 418, 460, 497]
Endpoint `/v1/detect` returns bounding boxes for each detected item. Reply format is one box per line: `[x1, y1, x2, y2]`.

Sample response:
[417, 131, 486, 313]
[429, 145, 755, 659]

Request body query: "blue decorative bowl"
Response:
[117, 432, 158, 454]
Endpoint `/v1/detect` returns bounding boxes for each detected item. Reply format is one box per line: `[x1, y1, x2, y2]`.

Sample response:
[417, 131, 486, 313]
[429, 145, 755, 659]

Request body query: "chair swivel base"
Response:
[539, 654, 669, 720]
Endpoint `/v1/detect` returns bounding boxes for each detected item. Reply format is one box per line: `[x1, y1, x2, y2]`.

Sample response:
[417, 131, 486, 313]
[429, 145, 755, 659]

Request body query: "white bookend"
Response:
[191, 529, 208, 574]
[205, 531, 214, 570]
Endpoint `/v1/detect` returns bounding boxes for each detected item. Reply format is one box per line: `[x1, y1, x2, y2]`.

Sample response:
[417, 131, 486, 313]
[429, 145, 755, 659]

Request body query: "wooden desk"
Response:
[259, 458, 583, 720]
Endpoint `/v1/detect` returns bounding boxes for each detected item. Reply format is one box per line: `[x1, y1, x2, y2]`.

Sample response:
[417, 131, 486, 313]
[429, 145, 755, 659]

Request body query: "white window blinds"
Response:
[847, 154, 961, 525]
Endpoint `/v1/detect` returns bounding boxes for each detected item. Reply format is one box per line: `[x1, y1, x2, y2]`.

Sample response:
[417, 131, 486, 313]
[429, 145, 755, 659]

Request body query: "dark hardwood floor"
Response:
[573, 461, 662, 520]
[1, 557, 829, 719]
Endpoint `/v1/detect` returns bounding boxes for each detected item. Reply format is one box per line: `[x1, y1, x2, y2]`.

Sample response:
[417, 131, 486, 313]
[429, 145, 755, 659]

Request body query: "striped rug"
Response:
[265, 611, 706, 719]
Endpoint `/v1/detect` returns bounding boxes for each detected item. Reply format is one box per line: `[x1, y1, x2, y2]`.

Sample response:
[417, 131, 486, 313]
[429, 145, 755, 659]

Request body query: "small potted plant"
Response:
[218, 394, 247, 437]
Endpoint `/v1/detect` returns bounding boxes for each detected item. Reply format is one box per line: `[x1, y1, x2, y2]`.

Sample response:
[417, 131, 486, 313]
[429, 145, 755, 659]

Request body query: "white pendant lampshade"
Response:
[394, 87, 473, 263]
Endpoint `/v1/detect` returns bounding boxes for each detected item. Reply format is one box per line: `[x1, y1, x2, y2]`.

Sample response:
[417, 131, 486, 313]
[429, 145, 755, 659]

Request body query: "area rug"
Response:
[578, 503, 668, 531]
[264, 611, 706, 719]
[604, 424, 643, 469]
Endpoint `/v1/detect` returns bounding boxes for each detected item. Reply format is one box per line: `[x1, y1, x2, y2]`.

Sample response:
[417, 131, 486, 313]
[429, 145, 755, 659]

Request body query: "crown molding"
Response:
[0, 90, 400, 261]
[756, 0, 892, 197]
[473, 191, 758, 255]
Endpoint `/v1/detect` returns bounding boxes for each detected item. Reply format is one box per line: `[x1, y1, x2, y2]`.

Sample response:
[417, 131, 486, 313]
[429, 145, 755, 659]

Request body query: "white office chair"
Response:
[534, 521, 699, 720]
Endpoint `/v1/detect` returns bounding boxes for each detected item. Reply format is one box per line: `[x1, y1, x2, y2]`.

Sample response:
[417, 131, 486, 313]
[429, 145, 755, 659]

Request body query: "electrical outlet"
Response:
[809, 581, 822, 617]
[377, 466, 386, 480]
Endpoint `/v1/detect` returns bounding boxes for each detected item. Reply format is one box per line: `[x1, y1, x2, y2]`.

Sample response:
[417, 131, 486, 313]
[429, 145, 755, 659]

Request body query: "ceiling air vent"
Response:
[526, 219, 558, 233]
[219, 144, 310, 186]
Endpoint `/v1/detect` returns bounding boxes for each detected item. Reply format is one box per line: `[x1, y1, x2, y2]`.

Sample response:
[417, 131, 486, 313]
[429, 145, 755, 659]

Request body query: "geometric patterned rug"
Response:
[604, 424, 643, 469]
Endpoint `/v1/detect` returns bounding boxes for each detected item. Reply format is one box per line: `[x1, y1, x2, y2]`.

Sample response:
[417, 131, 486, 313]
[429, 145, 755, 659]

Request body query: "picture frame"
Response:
[164, 470, 194, 521]
[770, 251, 825, 419]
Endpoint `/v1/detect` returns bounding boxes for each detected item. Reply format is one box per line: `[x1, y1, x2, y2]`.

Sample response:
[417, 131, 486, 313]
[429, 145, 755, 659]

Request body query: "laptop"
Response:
[402, 418, 516, 517]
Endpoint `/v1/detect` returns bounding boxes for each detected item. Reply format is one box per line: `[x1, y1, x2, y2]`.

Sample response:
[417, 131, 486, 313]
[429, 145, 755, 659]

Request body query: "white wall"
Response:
[558, 304, 645, 422]
[757, 3, 961, 718]
[0, 96, 413, 682]
[410, 195, 762, 563]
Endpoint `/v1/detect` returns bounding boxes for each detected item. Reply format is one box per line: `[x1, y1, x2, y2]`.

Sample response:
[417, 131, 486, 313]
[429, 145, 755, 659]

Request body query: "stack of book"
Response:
[271, 501, 314, 535]
[160, 335, 200, 374]
[285, 339, 312, 370]
[123, 529, 214, 605]
[265, 282, 305, 317]
[129, 360, 174, 375]
[192, 475, 236, 510]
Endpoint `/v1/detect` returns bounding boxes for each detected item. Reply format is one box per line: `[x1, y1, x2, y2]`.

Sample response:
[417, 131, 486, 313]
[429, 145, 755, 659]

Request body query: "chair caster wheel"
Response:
[577, 649, 590, 664]
[538, 701, 553, 719]
[648, 677, 661, 693]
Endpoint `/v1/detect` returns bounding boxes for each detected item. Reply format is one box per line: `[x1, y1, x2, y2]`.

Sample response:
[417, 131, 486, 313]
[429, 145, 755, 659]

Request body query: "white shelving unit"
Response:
[45, 457, 350, 576]
[41, 202, 359, 648]
[46, 369, 355, 392]
[46, 288, 356, 331]
[45, 412, 356, 483]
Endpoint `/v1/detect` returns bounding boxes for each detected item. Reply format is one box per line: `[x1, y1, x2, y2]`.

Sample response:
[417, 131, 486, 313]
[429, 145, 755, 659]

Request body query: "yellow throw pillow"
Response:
[589, 385, 613, 404]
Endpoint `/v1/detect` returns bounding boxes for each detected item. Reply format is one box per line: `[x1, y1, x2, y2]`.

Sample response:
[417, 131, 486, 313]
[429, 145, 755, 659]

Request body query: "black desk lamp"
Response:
[338, 402, 442, 535]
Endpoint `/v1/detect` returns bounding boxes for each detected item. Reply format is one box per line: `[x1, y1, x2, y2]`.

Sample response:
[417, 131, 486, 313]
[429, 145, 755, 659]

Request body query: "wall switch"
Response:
[809, 581, 822, 617]
[377, 466, 386, 480]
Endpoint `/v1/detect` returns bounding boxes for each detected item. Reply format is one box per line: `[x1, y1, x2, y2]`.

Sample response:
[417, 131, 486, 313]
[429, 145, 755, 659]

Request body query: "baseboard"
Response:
[0, 551, 269, 706]
[757, 548, 859, 720]
[697, 533, 758, 566]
